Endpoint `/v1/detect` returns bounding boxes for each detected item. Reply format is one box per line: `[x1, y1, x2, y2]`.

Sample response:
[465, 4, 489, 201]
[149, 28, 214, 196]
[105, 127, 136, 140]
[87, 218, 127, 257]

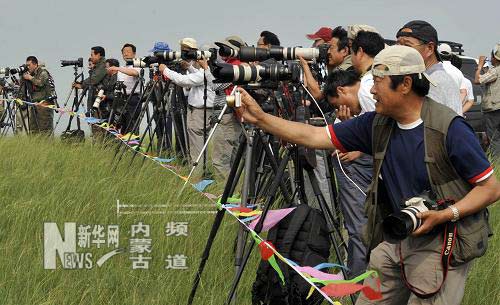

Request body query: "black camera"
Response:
[216, 45, 329, 63]
[60, 58, 83, 68]
[213, 62, 302, 84]
[132, 49, 217, 68]
[9, 64, 29, 75]
[382, 193, 450, 241]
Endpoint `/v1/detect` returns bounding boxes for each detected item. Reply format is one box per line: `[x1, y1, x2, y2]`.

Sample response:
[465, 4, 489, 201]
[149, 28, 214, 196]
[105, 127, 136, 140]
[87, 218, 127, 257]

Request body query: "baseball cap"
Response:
[306, 27, 333, 42]
[493, 43, 500, 61]
[437, 43, 452, 56]
[347, 24, 379, 40]
[215, 35, 248, 50]
[371, 45, 436, 86]
[396, 20, 441, 60]
[149, 41, 170, 53]
[180, 37, 198, 50]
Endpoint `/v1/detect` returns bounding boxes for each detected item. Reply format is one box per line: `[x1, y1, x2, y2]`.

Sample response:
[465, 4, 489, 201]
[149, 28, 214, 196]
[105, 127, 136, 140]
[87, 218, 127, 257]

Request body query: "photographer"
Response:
[475, 43, 500, 160]
[73, 46, 107, 112]
[306, 27, 332, 47]
[396, 20, 462, 115]
[301, 26, 353, 101]
[94, 58, 119, 119]
[257, 30, 280, 49]
[209, 36, 247, 178]
[236, 45, 500, 305]
[18, 56, 56, 134]
[107, 43, 141, 134]
[159, 38, 216, 166]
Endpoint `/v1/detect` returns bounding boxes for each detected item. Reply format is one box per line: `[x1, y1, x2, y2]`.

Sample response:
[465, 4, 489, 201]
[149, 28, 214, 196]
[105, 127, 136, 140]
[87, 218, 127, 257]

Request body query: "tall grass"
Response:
[0, 136, 498, 304]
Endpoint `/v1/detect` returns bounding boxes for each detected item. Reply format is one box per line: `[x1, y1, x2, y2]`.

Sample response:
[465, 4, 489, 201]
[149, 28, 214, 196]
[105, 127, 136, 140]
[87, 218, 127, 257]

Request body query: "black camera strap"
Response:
[398, 221, 457, 299]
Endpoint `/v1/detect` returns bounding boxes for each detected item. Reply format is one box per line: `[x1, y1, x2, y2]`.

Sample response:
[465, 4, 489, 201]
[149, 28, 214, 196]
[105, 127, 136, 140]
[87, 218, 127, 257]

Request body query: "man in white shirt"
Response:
[159, 38, 216, 166]
[438, 43, 468, 107]
[396, 21, 463, 115]
[107, 43, 141, 133]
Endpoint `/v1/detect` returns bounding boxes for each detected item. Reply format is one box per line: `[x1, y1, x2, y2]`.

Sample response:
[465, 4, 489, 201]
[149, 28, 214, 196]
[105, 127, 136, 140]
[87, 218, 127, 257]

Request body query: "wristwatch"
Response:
[448, 206, 460, 222]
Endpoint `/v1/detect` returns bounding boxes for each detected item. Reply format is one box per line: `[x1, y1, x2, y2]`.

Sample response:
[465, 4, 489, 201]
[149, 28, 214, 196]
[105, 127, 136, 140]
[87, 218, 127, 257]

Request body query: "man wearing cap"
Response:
[475, 43, 500, 160]
[208, 35, 247, 178]
[437, 43, 468, 108]
[396, 20, 462, 116]
[159, 38, 216, 168]
[306, 27, 332, 47]
[235, 45, 499, 305]
[301, 26, 353, 101]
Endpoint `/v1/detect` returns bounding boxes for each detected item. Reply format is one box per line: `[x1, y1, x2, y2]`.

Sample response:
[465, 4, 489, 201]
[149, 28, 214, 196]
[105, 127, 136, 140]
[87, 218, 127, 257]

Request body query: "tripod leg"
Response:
[225, 149, 291, 305]
[187, 134, 247, 305]
[305, 167, 354, 305]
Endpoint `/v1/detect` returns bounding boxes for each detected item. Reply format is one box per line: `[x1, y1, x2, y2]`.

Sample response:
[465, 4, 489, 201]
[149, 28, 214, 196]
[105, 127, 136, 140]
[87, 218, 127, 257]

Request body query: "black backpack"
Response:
[252, 204, 331, 305]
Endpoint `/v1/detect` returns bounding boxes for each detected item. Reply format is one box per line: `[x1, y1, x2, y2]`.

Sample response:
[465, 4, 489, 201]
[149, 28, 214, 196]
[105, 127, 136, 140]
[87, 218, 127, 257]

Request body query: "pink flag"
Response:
[249, 208, 296, 232]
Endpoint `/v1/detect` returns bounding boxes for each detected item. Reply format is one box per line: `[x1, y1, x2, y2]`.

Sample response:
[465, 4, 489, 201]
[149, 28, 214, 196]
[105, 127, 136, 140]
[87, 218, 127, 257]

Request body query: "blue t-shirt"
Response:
[328, 112, 493, 211]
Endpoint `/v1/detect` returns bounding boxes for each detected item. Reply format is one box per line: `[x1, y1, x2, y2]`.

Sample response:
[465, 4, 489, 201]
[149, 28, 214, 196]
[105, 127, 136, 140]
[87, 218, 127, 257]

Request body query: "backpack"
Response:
[252, 204, 331, 305]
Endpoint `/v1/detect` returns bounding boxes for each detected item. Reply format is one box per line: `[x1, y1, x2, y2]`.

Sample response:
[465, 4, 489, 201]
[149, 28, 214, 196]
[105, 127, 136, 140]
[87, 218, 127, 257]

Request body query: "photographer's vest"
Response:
[362, 97, 492, 266]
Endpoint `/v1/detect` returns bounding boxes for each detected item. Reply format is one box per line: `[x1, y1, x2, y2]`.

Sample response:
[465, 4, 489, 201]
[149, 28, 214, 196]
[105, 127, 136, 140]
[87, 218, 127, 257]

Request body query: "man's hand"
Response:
[338, 151, 362, 162]
[180, 60, 191, 71]
[107, 66, 120, 74]
[159, 64, 167, 73]
[478, 56, 487, 68]
[235, 88, 266, 124]
[336, 105, 352, 121]
[23, 73, 33, 81]
[197, 59, 209, 70]
[412, 209, 451, 236]
[72, 82, 82, 89]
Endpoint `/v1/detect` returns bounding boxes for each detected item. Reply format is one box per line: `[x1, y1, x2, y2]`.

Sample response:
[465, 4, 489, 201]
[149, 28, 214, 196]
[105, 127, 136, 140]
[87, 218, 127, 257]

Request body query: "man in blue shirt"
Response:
[235, 45, 500, 305]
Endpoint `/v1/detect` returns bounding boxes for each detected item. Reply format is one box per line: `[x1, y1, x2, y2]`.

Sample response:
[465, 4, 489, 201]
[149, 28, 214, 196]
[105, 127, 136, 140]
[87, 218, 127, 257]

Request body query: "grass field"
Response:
[0, 136, 498, 305]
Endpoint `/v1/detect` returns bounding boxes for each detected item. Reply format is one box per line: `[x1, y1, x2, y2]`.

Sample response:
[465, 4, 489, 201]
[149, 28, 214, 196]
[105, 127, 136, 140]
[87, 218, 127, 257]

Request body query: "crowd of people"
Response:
[1, 19, 500, 305]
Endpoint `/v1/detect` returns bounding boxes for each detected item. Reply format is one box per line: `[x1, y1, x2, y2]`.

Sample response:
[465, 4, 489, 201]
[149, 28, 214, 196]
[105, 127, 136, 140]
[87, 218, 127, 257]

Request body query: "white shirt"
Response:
[163, 65, 215, 108]
[463, 77, 475, 102]
[442, 61, 467, 90]
[117, 65, 141, 95]
[426, 62, 462, 115]
[357, 71, 376, 114]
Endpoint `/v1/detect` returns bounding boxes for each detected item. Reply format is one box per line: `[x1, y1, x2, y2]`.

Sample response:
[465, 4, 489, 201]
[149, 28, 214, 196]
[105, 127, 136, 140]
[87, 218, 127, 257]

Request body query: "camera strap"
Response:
[398, 221, 457, 299]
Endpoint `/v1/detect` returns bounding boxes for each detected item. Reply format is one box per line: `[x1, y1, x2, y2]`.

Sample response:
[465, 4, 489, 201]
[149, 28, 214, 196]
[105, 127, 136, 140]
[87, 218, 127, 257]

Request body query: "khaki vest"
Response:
[362, 97, 492, 266]
[482, 66, 500, 112]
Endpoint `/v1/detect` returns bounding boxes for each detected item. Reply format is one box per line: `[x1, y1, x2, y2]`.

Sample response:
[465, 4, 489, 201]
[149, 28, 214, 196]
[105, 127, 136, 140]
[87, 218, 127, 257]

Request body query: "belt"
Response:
[188, 105, 214, 110]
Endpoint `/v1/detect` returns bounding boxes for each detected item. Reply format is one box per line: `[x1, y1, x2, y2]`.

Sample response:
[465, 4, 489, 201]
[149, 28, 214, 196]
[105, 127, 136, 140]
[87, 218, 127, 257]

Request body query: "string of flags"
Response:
[3, 98, 383, 303]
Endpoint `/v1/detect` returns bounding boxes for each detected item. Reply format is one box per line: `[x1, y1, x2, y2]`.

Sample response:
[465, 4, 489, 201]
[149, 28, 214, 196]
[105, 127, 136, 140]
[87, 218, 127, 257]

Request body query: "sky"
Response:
[1, 0, 499, 132]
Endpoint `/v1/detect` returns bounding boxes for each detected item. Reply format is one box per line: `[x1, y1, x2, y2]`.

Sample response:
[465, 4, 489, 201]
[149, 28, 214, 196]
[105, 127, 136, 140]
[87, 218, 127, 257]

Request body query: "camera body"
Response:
[382, 194, 450, 241]
[60, 58, 83, 68]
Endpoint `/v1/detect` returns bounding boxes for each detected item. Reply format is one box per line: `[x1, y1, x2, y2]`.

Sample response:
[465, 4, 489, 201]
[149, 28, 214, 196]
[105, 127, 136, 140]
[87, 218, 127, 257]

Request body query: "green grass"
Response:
[0, 136, 498, 305]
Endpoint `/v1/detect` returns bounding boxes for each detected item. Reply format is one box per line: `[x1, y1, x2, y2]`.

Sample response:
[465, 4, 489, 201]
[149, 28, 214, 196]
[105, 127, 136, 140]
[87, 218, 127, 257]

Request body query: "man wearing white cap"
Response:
[235, 45, 499, 305]
[159, 37, 216, 167]
[437, 43, 468, 109]
[475, 43, 500, 160]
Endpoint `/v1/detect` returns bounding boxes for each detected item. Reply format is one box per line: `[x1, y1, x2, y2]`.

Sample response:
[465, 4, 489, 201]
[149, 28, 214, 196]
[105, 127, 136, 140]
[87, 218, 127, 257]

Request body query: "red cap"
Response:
[306, 27, 333, 42]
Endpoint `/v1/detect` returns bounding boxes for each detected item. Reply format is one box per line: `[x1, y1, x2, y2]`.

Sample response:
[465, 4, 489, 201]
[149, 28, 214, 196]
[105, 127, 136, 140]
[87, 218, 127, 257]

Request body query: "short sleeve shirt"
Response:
[327, 112, 493, 211]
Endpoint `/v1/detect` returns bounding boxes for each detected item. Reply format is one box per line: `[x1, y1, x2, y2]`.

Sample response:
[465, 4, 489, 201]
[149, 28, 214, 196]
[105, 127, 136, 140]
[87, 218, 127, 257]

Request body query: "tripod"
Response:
[187, 84, 352, 304]
[54, 64, 84, 136]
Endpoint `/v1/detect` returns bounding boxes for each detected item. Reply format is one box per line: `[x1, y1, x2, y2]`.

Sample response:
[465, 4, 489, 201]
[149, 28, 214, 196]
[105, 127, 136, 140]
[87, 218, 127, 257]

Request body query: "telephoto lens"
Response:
[60, 58, 83, 68]
[382, 196, 441, 241]
[181, 50, 214, 61]
[93, 89, 105, 109]
[215, 43, 239, 58]
[10, 65, 29, 75]
[153, 51, 182, 61]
